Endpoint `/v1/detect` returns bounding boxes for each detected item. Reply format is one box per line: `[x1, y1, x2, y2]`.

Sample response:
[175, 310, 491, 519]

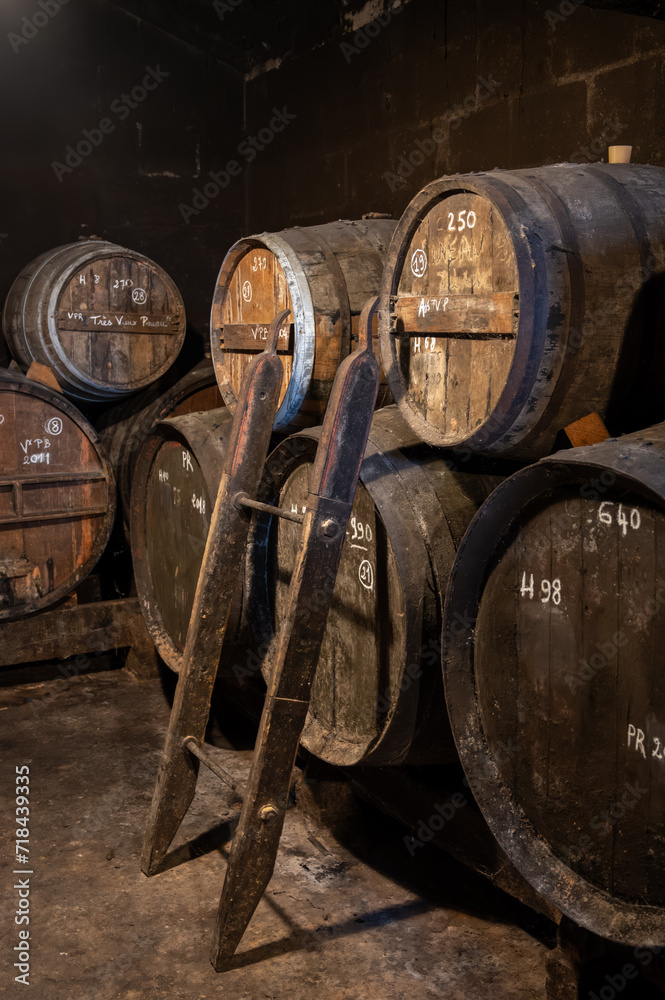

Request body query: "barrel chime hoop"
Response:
[499, 172, 584, 453]
[259, 232, 317, 429]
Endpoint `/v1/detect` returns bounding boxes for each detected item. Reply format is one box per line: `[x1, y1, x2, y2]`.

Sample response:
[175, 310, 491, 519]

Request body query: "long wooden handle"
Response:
[211, 297, 380, 970]
[141, 311, 289, 875]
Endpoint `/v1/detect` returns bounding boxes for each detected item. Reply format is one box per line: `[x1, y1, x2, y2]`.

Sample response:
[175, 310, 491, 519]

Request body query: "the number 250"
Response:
[448, 210, 476, 232]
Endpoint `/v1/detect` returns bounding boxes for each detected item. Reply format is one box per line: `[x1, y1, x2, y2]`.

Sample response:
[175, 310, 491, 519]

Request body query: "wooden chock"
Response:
[563, 412, 610, 449]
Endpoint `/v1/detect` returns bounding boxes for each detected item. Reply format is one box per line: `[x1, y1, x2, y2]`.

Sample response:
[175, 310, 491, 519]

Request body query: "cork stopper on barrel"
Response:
[608, 145, 632, 163]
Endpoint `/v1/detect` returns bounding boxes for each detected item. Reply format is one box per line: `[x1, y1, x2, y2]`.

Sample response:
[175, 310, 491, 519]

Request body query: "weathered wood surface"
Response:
[245, 404, 507, 767]
[210, 219, 395, 430]
[393, 291, 517, 336]
[563, 411, 610, 448]
[0, 596, 158, 680]
[141, 318, 286, 878]
[0, 369, 115, 619]
[130, 407, 240, 673]
[544, 918, 607, 1000]
[443, 421, 665, 946]
[379, 163, 665, 457]
[98, 358, 222, 531]
[3, 240, 186, 401]
[221, 322, 294, 353]
[25, 361, 63, 394]
[212, 296, 382, 970]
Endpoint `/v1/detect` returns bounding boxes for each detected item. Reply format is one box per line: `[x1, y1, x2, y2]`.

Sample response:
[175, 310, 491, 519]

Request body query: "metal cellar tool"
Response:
[141, 297, 381, 972]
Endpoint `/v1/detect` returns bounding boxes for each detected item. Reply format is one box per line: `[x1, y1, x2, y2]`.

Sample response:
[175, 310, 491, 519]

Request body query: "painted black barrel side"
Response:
[443, 422, 665, 946]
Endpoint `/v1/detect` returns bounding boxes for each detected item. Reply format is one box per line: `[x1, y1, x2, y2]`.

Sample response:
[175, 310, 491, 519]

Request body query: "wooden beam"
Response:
[221, 323, 293, 353]
[585, 0, 665, 19]
[0, 598, 141, 667]
[392, 292, 518, 337]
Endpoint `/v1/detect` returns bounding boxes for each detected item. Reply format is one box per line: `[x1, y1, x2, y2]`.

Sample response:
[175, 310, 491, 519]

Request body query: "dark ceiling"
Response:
[586, 0, 665, 17]
[105, 0, 370, 74]
[106, 0, 665, 75]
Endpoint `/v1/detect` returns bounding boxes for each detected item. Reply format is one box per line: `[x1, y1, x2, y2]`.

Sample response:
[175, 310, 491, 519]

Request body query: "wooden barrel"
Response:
[379, 163, 665, 458]
[210, 218, 395, 430]
[130, 408, 240, 672]
[97, 359, 222, 532]
[443, 424, 665, 946]
[245, 406, 504, 766]
[3, 240, 186, 402]
[0, 369, 115, 618]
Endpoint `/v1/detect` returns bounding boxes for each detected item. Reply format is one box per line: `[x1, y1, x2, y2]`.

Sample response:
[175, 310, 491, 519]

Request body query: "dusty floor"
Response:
[0, 666, 551, 999]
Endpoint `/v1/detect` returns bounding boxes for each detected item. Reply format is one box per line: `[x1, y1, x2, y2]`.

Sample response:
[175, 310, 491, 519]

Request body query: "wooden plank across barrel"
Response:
[97, 358, 222, 534]
[244, 405, 507, 767]
[443, 422, 665, 946]
[2, 240, 186, 402]
[0, 369, 115, 618]
[210, 218, 395, 430]
[379, 163, 665, 458]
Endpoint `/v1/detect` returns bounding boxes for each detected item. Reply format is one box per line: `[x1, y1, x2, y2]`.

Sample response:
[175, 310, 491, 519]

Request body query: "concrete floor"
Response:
[0, 666, 551, 999]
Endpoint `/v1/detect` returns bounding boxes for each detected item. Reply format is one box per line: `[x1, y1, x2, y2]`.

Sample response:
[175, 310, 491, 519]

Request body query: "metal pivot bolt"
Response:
[321, 518, 339, 538]
[258, 804, 279, 824]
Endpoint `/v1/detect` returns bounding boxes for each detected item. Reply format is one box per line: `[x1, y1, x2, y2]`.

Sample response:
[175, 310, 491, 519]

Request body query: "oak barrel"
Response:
[97, 359, 222, 532]
[0, 369, 115, 618]
[245, 406, 504, 766]
[130, 407, 241, 672]
[379, 163, 665, 457]
[443, 424, 665, 945]
[3, 240, 186, 402]
[210, 218, 395, 430]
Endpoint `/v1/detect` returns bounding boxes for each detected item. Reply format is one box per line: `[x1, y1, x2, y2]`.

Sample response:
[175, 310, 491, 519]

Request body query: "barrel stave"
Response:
[97, 359, 222, 529]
